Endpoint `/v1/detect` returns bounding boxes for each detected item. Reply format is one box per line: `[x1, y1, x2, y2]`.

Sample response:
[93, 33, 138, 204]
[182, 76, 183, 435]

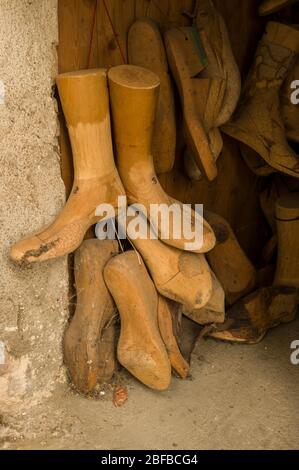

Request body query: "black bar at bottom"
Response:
[0, 450, 298, 466]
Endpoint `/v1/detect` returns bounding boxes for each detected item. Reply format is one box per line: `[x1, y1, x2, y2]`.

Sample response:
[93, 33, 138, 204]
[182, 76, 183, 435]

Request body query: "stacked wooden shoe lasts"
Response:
[10, 0, 299, 395]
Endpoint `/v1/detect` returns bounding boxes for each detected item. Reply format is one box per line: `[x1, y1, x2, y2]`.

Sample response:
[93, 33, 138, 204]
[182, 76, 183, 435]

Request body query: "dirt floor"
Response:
[1, 317, 299, 450]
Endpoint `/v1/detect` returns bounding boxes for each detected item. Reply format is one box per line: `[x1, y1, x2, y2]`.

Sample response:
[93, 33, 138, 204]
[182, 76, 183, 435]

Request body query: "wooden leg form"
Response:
[10, 69, 125, 263]
[205, 211, 257, 305]
[128, 19, 176, 174]
[64, 240, 119, 394]
[108, 64, 216, 254]
[223, 22, 299, 178]
[157, 297, 190, 379]
[104, 252, 171, 391]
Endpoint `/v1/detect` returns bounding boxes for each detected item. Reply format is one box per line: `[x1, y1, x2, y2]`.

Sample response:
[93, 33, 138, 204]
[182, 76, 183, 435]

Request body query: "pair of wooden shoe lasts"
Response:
[10, 66, 216, 265]
[8, 59, 257, 390]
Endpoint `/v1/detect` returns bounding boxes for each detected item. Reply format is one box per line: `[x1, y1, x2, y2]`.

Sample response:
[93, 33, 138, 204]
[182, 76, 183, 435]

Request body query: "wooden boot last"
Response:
[104, 251, 171, 391]
[128, 19, 176, 174]
[64, 240, 119, 394]
[223, 22, 299, 179]
[108, 64, 216, 254]
[205, 211, 257, 305]
[207, 286, 299, 344]
[10, 69, 125, 263]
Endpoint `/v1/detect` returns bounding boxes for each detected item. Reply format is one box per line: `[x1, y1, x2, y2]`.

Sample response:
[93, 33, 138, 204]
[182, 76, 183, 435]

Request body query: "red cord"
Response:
[102, 0, 127, 64]
[87, 0, 98, 68]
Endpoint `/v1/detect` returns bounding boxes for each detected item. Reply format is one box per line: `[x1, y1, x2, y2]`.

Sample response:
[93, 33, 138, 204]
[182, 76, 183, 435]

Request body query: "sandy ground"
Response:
[1, 317, 299, 450]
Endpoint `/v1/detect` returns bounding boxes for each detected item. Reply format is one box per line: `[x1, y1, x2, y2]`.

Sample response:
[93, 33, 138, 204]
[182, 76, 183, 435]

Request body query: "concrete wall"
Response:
[0, 0, 68, 407]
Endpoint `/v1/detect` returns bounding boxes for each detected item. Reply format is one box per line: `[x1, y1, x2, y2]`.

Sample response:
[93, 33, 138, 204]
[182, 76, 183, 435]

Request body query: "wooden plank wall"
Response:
[57, 0, 268, 262]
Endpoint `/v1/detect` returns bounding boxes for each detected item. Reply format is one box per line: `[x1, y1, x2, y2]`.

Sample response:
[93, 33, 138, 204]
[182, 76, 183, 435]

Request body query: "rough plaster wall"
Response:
[0, 0, 68, 408]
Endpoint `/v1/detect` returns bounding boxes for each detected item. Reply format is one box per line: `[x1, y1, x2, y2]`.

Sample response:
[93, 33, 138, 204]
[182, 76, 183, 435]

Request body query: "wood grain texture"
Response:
[58, 0, 98, 73]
